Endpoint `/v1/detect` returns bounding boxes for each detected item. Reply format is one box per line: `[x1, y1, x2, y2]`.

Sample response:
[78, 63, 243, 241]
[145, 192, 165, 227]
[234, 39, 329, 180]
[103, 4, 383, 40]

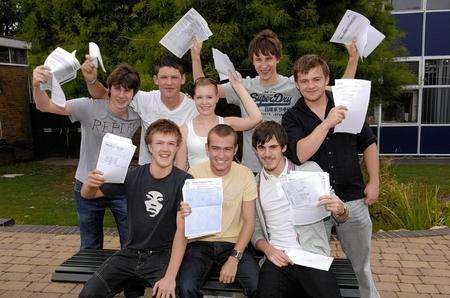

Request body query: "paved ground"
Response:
[0, 227, 449, 297]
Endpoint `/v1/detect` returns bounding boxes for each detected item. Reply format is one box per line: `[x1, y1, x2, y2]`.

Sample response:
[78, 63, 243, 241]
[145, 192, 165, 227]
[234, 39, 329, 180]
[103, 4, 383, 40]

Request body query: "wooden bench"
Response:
[51, 249, 360, 297]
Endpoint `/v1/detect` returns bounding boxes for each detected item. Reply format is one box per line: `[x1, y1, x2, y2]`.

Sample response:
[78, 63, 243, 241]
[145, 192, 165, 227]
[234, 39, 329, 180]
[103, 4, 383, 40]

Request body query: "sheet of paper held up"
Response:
[96, 133, 136, 183]
[183, 178, 223, 239]
[89, 42, 106, 72]
[212, 48, 237, 81]
[330, 10, 385, 58]
[279, 171, 331, 225]
[332, 79, 371, 134]
[285, 248, 334, 271]
[160, 8, 213, 58]
[41, 47, 81, 107]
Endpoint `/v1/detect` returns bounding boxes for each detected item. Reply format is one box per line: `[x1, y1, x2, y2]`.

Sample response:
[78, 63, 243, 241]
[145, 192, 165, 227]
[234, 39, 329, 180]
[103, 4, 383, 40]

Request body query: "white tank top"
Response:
[187, 116, 224, 167]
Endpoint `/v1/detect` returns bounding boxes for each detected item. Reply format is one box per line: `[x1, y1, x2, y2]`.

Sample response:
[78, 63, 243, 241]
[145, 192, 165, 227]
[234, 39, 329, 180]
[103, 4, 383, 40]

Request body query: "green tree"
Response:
[1, 0, 22, 36]
[17, 0, 414, 103]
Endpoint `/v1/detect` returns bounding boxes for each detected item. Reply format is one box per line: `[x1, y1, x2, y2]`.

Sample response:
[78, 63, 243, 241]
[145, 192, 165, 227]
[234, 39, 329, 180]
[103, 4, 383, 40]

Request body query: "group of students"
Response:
[32, 29, 380, 298]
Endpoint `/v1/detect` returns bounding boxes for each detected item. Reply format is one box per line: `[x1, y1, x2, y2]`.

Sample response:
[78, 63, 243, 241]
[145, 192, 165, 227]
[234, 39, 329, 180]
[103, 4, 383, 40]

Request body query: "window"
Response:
[0, 46, 9, 63]
[422, 88, 450, 124]
[425, 59, 450, 85]
[10, 48, 27, 64]
[366, 105, 380, 125]
[382, 90, 419, 123]
[427, 0, 450, 10]
[399, 61, 420, 84]
[391, 0, 422, 11]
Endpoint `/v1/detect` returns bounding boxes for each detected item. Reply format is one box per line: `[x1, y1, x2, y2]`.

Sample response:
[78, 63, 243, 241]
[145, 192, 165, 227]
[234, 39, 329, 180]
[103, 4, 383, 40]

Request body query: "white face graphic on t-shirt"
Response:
[144, 191, 164, 217]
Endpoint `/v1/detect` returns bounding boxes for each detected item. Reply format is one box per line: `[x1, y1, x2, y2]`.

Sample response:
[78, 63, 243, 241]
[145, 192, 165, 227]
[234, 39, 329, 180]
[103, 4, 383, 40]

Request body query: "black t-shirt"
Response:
[282, 91, 377, 202]
[101, 165, 192, 250]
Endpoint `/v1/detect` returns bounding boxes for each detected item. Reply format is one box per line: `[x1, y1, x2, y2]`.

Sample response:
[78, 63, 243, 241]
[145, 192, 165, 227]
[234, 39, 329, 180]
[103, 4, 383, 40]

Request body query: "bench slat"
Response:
[51, 249, 360, 297]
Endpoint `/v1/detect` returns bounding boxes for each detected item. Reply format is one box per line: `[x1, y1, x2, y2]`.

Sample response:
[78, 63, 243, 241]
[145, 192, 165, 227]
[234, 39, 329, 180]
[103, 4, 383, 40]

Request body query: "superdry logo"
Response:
[251, 92, 292, 107]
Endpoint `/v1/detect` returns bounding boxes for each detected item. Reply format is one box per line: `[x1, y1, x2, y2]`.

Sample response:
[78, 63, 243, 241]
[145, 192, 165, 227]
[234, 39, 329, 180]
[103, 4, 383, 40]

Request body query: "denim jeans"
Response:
[79, 248, 170, 298]
[256, 259, 341, 298]
[178, 241, 259, 298]
[74, 180, 128, 249]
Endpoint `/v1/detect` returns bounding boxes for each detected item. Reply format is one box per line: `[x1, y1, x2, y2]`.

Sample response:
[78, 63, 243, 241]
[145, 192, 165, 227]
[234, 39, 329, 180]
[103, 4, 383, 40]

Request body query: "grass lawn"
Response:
[0, 162, 116, 227]
[1, 160, 449, 230]
[389, 164, 450, 198]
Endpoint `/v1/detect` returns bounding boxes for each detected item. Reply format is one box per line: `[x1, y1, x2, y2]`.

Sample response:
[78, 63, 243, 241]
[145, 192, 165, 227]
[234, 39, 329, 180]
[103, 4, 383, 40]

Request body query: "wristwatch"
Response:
[230, 249, 243, 261]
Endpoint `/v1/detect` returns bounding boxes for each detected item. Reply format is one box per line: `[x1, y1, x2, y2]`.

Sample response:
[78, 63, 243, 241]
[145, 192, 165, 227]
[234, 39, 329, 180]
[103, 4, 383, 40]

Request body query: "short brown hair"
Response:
[194, 77, 218, 96]
[252, 121, 287, 149]
[293, 54, 330, 81]
[248, 29, 282, 61]
[145, 119, 182, 146]
[207, 124, 238, 147]
[154, 55, 184, 75]
[107, 63, 140, 95]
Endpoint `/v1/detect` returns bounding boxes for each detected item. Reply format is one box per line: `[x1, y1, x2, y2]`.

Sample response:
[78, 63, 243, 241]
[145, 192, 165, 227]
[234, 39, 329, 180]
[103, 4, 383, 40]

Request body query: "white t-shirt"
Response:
[186, 116, 224, 167]
[259, 159, 302, 250]
[223, 75, 300, 172]
[130, 90, 197, 165]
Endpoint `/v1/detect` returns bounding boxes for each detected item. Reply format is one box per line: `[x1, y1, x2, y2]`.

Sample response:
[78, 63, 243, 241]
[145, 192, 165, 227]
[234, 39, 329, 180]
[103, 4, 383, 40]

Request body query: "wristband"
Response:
[87, 78, 98, 85]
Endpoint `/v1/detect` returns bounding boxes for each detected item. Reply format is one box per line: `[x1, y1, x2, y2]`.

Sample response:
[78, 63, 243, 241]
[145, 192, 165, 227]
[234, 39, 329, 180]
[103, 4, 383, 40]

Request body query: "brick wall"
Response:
[0, 65, 33, 161]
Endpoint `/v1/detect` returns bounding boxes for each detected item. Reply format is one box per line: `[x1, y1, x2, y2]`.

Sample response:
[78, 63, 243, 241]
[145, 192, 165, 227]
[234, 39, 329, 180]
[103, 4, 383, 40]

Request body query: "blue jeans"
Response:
[74, 180, 128, 249]
[80, 248, 170, 298]
[178, 241, 259, 298]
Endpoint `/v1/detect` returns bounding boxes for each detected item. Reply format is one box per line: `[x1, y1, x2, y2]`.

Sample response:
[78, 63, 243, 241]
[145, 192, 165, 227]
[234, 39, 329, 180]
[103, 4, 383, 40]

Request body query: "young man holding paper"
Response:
[82, 55, 197, 165]
[251, 121, 347, 298]
[178, 124, 259, 298]
[32, 63, 141, 249]
[282, 55, 379, 298]
[79, 119, 190, 297]
[191, 29, 359, 172]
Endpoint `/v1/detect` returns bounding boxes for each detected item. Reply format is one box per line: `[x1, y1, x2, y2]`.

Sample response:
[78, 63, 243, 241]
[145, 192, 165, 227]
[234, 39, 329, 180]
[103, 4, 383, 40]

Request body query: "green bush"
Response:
[370, 163, 450, 231]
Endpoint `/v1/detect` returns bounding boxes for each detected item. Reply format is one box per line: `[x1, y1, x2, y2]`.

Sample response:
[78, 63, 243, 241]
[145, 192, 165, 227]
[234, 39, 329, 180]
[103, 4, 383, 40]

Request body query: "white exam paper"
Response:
[212, 48, 237, 81]
[89, 42, 106, 72]
[332, 79, 371, 134]
[330, 10, 385, 58]
[183, 178, 223, 239]
[285, 248, 334, 271]
[279, 171, 331, 225]
[41, 47, 81, 107]
[160, 8, 213, 58]
[41, 47, 81, 90]
[96, 133, 136, 183]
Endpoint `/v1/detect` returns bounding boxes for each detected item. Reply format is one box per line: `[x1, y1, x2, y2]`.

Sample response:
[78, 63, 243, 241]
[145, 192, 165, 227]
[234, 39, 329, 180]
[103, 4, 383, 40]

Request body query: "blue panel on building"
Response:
[393, 13, 423, 56]
[379, 126, 418, 154]
[425, 12, 450, 56]
[420, 126, 450, 154]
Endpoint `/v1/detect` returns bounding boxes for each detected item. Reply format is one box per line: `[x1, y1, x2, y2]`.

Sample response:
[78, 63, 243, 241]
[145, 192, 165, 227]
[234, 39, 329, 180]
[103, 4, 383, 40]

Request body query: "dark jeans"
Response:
[178, 241, 259, 298]
[79, 248, 170, 298]
[256, 259, 341, 298]
[74, 180, 128, 249]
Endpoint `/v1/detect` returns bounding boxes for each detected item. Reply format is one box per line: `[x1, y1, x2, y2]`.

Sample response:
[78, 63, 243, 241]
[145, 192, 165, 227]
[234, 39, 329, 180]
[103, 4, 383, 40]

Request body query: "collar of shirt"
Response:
[294, 90, 335, 123]
[261, 157, 290, 182]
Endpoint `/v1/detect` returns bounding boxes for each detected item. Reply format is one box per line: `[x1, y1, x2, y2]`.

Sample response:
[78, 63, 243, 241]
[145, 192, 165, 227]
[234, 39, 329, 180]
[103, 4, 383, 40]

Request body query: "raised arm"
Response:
[224, 71, 262, 131]
[342, 39, 359, 79]
[81, 170, 106, 199]
[81, 55, 109, 99]
[32, 65, 70, 115]
[153, 210, 188, 297]
[293, 106, 346, 163]
[174, 125, 189, 171]
[190, 38, 226, 98]
[219, 199, 256, 284]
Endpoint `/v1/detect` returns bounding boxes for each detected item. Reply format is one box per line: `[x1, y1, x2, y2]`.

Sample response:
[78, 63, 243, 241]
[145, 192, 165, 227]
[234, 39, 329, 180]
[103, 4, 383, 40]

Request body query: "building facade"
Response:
[370, 0, 450, 155]
[0, 37, 33, 163]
